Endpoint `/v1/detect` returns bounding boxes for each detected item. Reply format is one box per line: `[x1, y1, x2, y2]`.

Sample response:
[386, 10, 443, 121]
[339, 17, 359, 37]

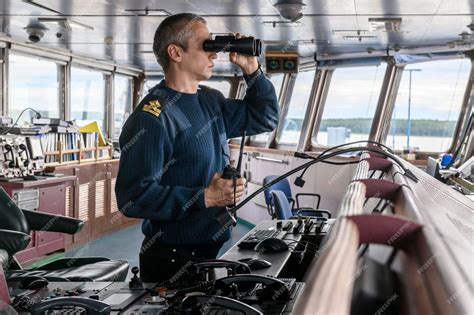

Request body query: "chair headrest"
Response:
[362, 157, 393, 172]
[0, 188, 30, 234]
[263, 176, 292, 205]
[271, 190, 293, 219]
[356, 179, 401, 201]
[0, 229, 31, 257]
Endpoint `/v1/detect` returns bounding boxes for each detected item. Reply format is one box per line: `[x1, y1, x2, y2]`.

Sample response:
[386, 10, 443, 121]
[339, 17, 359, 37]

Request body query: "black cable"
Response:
[320, 160, 360, 166]
[0, 108, 42, 135]
[215, 145, 418, 227]
[295, 140, 393, 182]
[227, 145, 417, 215]
[318, 140, 394, 156]
[447, 112, 473, 168]
[293, 160, 360, 188]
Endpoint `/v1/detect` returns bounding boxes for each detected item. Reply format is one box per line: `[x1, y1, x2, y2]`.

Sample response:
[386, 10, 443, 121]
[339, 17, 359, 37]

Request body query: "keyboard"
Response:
[238, 229, 287, 249]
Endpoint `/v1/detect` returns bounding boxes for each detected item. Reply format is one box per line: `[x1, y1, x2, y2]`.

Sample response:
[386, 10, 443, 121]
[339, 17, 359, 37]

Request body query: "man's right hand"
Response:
[204, 173, 246, 208]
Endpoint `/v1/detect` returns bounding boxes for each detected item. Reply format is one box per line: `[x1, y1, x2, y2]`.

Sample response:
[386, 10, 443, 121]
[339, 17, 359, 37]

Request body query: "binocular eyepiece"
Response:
[203, 35, 262, 56]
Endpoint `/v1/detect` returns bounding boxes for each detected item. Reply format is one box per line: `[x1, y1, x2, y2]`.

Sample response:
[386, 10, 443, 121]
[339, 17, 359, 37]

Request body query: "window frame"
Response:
[382, 57, 472, 154]
[274, 70, 317, 149]
[7, 51, 65, 123]
[70, 64, 109, 136]
[112, 73, 134, 141]
[248, 73, 286, 146]
[310, 63, 389, 149]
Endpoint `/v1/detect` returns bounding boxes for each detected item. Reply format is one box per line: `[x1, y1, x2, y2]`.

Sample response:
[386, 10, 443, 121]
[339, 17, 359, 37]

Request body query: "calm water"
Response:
[277, 131, 454, 152]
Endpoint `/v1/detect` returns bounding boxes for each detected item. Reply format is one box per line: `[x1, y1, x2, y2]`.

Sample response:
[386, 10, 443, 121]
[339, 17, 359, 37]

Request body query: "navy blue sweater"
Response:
[115, 72, 278, 245]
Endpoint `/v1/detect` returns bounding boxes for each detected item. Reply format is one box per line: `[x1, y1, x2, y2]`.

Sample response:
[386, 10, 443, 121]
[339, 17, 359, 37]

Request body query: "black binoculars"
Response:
[203, 35, 262, 56]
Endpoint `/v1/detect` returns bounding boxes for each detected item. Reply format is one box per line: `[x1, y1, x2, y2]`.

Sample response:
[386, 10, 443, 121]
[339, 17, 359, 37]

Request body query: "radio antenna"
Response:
[236, 130, 246, 174]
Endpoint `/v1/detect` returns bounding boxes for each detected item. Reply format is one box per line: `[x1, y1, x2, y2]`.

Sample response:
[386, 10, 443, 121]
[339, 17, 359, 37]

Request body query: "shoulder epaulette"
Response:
[142, 99, 162, 118]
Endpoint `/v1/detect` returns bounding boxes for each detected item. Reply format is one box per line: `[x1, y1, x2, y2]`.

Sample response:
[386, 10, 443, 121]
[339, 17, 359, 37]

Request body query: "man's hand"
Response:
[229, 33, 259, 75]
[204, 173, 246, 208]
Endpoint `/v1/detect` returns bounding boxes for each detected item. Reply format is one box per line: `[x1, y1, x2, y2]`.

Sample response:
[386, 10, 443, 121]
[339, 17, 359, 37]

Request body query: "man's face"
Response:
[179, 22, 217, 81]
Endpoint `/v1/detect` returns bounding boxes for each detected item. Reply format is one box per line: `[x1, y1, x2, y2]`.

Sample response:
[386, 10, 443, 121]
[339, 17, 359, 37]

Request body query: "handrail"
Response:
[254, 156, 287, 164]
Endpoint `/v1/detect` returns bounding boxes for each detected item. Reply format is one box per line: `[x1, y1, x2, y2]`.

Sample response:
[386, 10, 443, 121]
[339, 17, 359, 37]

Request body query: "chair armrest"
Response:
[295, 208, 332, 219]
[295, 193, 321, 209]
[0, 229, 31, 256]
[22, 210, 84, 235]
[288, 197, 295, 211]
[0, 249, 9, 267]
[34, 257, 110, 270]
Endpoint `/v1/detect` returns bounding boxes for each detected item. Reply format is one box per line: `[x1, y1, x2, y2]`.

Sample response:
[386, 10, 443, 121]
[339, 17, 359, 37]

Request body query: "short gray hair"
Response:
[153, 13, 206, 72]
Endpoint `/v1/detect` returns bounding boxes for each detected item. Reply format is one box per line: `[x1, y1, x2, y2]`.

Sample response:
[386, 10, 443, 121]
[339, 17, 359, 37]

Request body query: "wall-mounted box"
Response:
[265, 51, 299, 73]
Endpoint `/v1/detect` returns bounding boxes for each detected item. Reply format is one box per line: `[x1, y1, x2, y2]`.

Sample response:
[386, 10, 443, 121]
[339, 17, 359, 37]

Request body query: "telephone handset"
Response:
[30, 297, 111, 315]
[17, 143, 29, 166]
[181, 294, 262, 315]
[187, 259, 251, 277]
[213, 274, 290, 302]
[3, 144, 16, 169]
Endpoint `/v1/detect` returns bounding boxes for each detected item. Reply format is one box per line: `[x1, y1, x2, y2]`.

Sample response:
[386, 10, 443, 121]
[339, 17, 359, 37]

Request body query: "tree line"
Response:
[319, 118, 457, 137]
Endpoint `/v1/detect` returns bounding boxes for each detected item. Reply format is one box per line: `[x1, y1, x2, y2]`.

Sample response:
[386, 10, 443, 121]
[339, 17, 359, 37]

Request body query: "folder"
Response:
[79, 121, 107, 146]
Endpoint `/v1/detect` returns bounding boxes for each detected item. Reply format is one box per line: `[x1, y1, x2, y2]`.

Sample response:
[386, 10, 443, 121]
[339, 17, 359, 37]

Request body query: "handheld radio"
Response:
[216, 131, 246, 226]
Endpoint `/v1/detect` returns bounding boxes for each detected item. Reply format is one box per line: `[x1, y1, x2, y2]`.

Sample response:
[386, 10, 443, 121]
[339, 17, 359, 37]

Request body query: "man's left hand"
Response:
[229, 33, 259, 75]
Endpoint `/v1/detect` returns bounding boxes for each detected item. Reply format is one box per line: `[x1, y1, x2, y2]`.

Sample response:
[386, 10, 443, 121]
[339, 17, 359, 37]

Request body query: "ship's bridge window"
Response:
[113, 74, 133, 141]
[200, 79, 231, 97]
[312, 64, 387, 147]
[8, 54, 60, 125]
[144, 79, 161, 92]
[277, 70, 316, 144]
[70, 67, 106, 135]
[387, 58, 471, 152]
[252, 73, 284, 143]
[144, 78, 230, 97]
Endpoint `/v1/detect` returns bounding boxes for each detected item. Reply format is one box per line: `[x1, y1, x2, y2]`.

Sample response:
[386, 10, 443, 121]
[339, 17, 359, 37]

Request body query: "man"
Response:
[115, 13, 279, 283]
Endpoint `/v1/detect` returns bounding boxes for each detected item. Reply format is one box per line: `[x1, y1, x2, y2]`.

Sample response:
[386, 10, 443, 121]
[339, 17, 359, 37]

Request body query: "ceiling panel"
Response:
[0, 0, 472, 73]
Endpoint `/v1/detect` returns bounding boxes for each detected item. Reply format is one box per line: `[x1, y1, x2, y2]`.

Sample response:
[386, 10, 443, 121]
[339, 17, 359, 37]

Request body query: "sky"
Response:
[287, 58, 471, 121]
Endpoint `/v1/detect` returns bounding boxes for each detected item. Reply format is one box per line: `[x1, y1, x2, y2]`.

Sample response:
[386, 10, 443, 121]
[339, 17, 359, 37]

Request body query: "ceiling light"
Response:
[333, 30, 369, 35]
[343, 35, 377, 41]
[68, 20, 94, 30]
[272, 0, 306, 22]
[264, 39, 328, 45]
[125, 8, 171, 16]
[37, 18, 63, 28]
[262, 20, 302, 27]
[38, 17, 93, 31]
[368, 17, 402, 32]
[298, 39, 329, 44]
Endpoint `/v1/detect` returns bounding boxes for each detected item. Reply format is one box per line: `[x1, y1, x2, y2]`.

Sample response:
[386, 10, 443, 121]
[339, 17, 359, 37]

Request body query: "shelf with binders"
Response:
[42, 133, 112, 166]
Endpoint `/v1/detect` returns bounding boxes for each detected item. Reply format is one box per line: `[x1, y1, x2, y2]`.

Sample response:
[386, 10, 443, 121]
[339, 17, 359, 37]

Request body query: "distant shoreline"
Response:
[318, 118, 456, 137]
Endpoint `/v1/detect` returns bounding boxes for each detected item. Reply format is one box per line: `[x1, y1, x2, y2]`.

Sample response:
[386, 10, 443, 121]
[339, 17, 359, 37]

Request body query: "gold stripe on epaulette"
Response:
[142, 99, 162, 117]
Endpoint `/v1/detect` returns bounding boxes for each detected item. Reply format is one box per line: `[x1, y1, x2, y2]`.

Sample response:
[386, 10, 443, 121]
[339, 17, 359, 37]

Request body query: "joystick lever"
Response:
[129, 266, 143, 289]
